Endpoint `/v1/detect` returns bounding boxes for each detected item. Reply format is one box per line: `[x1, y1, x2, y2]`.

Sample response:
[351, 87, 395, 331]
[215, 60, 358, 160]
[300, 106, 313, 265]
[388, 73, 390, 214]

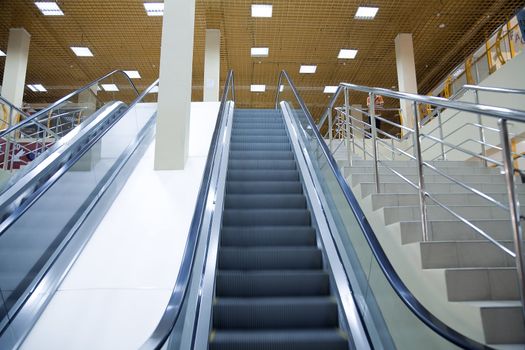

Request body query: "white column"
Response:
[154, 0, 196, 170]
[394, 33, 418, 132]
[1, 28, 31, 109]
[351, 104, 364, 139]
[203, 29, 221, 102]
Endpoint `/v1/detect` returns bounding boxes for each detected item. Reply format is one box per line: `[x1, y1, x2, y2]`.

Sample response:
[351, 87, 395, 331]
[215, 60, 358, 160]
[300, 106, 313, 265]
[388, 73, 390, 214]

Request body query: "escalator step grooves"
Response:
[210, 109, 348, 349]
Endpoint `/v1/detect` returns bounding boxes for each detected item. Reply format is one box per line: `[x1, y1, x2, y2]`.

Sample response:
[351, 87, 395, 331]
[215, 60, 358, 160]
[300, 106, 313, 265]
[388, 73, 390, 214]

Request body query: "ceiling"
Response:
[0, 0, 524, 120]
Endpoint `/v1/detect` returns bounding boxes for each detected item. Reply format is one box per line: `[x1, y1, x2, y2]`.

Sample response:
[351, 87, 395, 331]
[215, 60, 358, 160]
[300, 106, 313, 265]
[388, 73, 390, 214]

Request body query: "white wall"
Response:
[417, 52, 525, 162]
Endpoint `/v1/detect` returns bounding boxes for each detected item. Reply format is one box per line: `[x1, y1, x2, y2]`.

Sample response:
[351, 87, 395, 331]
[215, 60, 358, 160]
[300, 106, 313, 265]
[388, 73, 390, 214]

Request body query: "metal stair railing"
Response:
[299, 79, 525, 320]
[0, 70, 140, 172]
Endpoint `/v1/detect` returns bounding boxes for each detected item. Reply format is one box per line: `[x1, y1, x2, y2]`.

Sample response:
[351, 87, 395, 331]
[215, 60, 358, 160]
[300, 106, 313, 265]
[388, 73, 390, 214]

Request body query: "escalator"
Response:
[143, 70, 495, 350]
[211, 109, 348, 349]
[0, 72, 159, 348]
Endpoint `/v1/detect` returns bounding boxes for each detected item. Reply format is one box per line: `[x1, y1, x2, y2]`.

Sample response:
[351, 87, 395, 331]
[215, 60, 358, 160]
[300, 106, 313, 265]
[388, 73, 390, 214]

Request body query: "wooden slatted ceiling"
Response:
[0, 0, 524, 119]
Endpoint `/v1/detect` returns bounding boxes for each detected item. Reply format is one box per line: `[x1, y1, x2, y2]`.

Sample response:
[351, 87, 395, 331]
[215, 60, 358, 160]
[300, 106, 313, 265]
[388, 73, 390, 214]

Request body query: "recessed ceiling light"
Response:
[439, 23, 446, 29]
[324, 86, 338, 94]
[251, 4, 272, 18]
[251, 47, 269, 57]
[0, 50, 5, 57]
[124, 70, 141, 79]
[355, 6, 379, 20]
[338, 49, 358, 59]
[101, 84, 119, 92]
[35, 2, 64, 16]
[71, 47, 93, 57]
[250, 84, 266, 92]
[300, 65, 317, 74]
[27, 84, 47, 92]
[279, 85, 284, 92]
[144, 2, 164, 16]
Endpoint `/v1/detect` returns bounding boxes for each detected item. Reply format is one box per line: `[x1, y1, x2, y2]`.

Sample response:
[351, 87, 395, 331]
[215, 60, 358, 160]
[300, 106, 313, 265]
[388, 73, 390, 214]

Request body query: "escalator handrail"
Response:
[0, 70, 140, 139]
[140, 70, 235, 350]
[275, 69, 491, 350]
[0, 78, 159, 238]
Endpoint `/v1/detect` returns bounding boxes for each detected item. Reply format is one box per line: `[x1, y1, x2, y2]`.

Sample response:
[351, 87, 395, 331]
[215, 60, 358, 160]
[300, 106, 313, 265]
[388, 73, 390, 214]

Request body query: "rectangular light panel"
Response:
[144, 3, 164, 16]
[324, 86, 338, 94]
[27, 84, 47, 92]
[300, 65, 317, 74]
[101, 84, 119, 92]
[251, 47, 269, 57]
[148, 86, 159, 94]
[250, 84, 266, 92]
[251, 4, 272, 17]
[0, 50, 5, 57]
[35, 2, 64, 16]
[71, 47, 93, 57]
[124, 70, 141, 79]
[355, 6, 379, 19]
[338, 49, 358, 59]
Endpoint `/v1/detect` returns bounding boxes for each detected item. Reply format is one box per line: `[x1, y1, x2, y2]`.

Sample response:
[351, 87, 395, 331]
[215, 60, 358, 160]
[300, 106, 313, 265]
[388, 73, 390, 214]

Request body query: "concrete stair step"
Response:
[345, 165, 503, 177]
[445, 267, 519, 301]
[350, 173, 507, 185]
[369, 192, 524, 210]
[394, 219, 513, 244]
[360, 182, 525, 197]
[470, 301, 525, 344]
[417, 240, 515, 269]
[382, 205, 511, 224]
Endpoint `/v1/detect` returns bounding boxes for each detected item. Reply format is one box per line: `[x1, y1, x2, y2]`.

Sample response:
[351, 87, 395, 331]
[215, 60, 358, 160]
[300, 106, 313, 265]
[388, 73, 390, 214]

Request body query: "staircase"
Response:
[338, 150, 525, 347]
[209, 109, 349, 350]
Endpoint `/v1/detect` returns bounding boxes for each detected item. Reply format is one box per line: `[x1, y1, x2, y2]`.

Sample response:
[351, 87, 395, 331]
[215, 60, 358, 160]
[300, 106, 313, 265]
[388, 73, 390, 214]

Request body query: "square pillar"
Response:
[203, 29, 221, 102]
[1, 28, 31, 109]
[395, 33, 418, 133]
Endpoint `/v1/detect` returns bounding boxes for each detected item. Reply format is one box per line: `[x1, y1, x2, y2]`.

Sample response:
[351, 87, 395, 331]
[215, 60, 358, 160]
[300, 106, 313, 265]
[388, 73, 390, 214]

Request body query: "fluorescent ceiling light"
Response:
[101, 84, 119, 92]
[300, 65, 317, 74]
[251, 47, 269, 57]
[124, 70, 141, 79]
[355, 6, 379, 20]
[27, 84, 47, 92]
[148, 85, 159, 94]
[0, 50, 5, 57]
[279, 85, 284, 92]
[144, 2, 164, 16]
[338, 49, 358, 59]
[324, 86, 338, 94]
[35, 2, 64, 16]
[250, 84, 266, 92]
[71, 47, 93, 57]
[251, 4, 272, 17]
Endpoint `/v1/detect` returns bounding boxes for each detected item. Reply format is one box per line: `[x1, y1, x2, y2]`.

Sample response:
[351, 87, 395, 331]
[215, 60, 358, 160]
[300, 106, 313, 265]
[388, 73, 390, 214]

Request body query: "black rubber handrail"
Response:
[275, 69, 493, 350]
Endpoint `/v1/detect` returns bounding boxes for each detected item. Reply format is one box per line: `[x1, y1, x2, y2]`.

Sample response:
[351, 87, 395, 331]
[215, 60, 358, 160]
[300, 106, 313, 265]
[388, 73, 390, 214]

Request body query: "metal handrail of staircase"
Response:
[275, 70, 493, 349]
[0, 70, 139, 172]
[311, 79, 525, 320]
[140, 70, 235, 350]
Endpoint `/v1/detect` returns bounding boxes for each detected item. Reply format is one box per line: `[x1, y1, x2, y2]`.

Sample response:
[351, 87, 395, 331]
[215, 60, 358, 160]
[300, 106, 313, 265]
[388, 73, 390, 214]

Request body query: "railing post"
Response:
[437, 110, 446, 160]
[344, 88, 353, 166]
[3, 107, 14, 170]
[328, 108, 333, 152]
[499, 118, 525, 320]
[413, 101, 429, 241]
[474, 90, 488, 167]
[369, 93, 380, 193]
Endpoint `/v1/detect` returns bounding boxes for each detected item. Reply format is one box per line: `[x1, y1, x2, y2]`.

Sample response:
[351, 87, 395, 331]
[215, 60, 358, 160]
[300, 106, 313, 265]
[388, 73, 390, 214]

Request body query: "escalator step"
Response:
[229, 150, 294, 160]
[232, 129, 287, 136]
[230, 135, 289, 143]
[228, 159, 296, 170]
[225, 194, 306, 209]
[233, 122, 284, 130]
[234, 118, 284, 124]
[216, 271, 330, 297]
[227, 170, 299, 182]
[226, 181, 302, 194]
[230, 142, 291, 151]
[209, 329, 348, 350]
[213, 297, 339, 329]
[218, 247, 322, 270]
[221, 226, 316, 247]
[223, 209, 311, 226]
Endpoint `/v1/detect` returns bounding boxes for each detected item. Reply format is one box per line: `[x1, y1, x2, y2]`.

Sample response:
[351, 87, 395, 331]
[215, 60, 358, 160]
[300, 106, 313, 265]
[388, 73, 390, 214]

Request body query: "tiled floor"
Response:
[21, 102, 220, 350]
